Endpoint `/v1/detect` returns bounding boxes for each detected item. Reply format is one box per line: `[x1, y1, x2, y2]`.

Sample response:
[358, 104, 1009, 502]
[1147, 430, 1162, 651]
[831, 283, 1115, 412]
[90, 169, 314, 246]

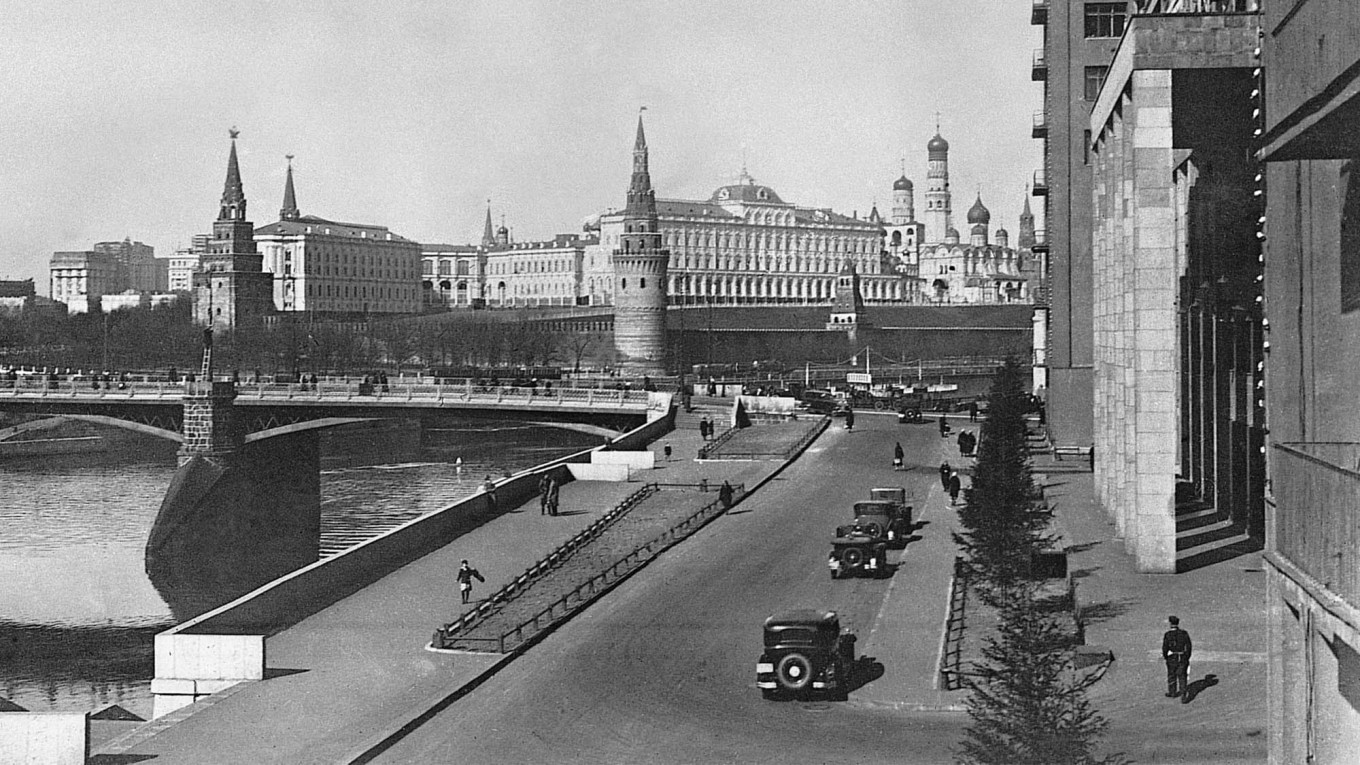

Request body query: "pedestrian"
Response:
[547, 477, 560, 516]
[1162, 615, 1193, 702]
[718, 480, 734, 510]
[844, 407, 855, 431]
[939, 461, 952, 490]
[538, 473, 551, 515]
[948, 470, 962, 505]
[456, 559, 485, 605]
[893, 442, 904, 471]
[701, 418, 710, 440]
[481, 475, 498, 512]
[664, 443, 673, 462]
[957, 430, 967, 456]
[939, 414, 951, 438]
[968, 401, 978, 422]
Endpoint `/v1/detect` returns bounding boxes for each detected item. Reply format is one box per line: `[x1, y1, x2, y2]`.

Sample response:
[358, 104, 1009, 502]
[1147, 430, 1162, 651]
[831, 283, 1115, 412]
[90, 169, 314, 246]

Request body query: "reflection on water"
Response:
[0, 419, 596, 717]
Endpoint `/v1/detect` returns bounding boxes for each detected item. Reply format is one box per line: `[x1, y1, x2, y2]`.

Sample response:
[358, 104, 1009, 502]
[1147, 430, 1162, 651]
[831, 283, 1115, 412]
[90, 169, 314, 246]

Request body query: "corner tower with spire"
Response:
[610, 115, 670, 376]
[192, 129, 274, 331]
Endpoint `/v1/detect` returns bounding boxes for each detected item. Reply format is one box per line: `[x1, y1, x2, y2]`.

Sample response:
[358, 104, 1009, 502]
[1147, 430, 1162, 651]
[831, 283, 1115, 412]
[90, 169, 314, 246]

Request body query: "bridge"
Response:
[0, 379, 664, 441]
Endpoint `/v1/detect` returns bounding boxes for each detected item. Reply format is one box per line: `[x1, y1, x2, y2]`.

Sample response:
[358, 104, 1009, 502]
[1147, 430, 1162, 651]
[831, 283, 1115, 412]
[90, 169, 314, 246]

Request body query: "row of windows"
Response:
[1084, 3, 1126, 39]
[657, 228, 877, 255]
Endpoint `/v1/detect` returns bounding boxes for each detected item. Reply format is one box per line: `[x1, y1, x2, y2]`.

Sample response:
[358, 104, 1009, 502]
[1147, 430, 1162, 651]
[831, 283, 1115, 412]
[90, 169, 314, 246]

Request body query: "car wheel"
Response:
[862, 522, 884, 539]
[842, 547, 864, 568]
[873, 400, 886, 410]
[776, 653, 814, 693]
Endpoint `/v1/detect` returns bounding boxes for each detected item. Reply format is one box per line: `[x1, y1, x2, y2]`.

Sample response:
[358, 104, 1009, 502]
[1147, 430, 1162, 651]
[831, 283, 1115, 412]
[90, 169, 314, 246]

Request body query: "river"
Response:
[0, 419, 599, 719]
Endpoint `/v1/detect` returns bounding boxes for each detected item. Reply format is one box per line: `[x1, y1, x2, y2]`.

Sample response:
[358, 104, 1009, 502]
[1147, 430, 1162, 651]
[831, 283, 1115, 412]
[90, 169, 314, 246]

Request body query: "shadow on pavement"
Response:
[265, 667, 309, 679]
[847, 656, 887, 695]
[89, 756, 158, 764]
[1182, 673, 1220, 703]
[1078, 598, 1137, 626]
[552, 510, 589, 517]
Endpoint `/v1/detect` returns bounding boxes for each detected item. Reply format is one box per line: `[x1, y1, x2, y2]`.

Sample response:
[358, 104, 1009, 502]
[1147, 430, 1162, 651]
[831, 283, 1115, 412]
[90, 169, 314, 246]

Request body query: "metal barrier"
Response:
[434, 482, 746, 653]
[939, 556, 969, 691]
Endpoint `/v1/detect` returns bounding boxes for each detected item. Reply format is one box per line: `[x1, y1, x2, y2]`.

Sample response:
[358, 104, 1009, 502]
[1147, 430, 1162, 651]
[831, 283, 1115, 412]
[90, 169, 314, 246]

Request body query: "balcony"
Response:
[1031, 0, 1048, 25]
[1136, 0, 1255, 12]
[1032, 169, 1048, 196]
[1031, 229, 1049, 253]
[1273, 443, 1360, 608]
[1032, 110, 1048, 139]
[1031, 49, 1047, 81]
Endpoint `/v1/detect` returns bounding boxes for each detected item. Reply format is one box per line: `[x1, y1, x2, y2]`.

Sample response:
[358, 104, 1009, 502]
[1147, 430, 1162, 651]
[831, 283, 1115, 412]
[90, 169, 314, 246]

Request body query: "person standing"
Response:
[546, 477, 560, 516]
[538, 473, 551, 515]
[893, 442, 905, 471]
[948, 470, 962, 505]
[663, 443, 673, 462]
[939, 461, 952, 490]
[699, 418, 709, 441]
[481, 475, 498, 513]
[939, 414, 951, 438]
[456, 559, 485, 604]
[1162, 615, 1193, 701]
[844, 407, 855, 431]
[718, 480, 734, 510]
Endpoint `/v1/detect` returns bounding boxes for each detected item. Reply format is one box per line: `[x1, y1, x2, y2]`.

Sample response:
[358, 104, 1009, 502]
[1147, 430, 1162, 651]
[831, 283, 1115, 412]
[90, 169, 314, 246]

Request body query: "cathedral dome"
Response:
[971, 223, 987, 236]
[927, 133, 949, 153]
[966, 195, 991, 225]
[945, 227, 960, 241]
[996, 226, 1009, 237]
[893, 175, 913, 191]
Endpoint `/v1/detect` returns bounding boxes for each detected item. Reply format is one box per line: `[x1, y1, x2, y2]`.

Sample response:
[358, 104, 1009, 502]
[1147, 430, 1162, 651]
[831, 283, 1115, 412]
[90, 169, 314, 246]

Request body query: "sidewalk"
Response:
[95, 402, 802, 764]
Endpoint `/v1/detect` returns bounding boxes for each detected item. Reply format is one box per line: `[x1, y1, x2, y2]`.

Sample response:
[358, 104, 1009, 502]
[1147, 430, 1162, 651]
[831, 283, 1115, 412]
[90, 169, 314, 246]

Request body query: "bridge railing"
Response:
[0, 378, 655, 409]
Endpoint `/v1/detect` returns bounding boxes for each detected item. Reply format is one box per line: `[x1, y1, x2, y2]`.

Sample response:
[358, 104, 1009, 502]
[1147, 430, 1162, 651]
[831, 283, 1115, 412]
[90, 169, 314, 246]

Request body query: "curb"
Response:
[340, 418, 828, 764]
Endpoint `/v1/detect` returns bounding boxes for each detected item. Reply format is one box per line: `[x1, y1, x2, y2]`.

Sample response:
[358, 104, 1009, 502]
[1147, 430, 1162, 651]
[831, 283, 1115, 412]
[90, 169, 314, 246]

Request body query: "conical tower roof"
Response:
[280, 156, 299, 221]
[219, 129, 247, 221]
[966, 194, 991, 225]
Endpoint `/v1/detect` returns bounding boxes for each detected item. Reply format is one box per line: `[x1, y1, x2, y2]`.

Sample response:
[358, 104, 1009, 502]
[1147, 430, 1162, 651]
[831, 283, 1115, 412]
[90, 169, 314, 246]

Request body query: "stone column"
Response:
[177, 381, 242, 466]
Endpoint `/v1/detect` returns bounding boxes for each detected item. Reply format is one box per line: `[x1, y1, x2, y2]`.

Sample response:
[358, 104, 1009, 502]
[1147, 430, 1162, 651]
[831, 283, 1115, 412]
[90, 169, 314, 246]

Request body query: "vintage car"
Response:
[852, 498, 913, 547]
[828, 532, 889, 579]
[756, 610, 858, 700]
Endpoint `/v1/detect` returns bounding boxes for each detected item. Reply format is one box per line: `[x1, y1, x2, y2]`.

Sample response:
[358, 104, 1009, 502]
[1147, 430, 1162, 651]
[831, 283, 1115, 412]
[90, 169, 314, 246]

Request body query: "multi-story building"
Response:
[50, 249, 119, 314]
[92, 238, 166, 293]
[1031, 0, 1130, 446]
[482, 234, 592, 308]
[191, 131, 274, 330]
[161, 234, 210, 293]
[1087, 1, 1260, 573]
[1256, 0, 1360, 759]
[0, 278, 36, 316]
[590, 168, 897, 307]
[254, 159, 422, 315]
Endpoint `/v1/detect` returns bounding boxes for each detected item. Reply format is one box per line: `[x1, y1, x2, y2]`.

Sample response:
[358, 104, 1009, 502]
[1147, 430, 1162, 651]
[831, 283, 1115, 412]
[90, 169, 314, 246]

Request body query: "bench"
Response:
[1053, 445, 1093, 461]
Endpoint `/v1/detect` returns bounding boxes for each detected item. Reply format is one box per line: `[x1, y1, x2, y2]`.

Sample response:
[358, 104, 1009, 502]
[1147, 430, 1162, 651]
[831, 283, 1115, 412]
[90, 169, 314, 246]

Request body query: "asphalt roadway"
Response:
[368, 415, 970, 765]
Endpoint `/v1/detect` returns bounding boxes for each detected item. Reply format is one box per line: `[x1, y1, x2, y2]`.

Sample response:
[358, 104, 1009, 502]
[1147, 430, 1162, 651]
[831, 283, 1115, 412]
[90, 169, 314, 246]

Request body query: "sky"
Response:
[0, 1, 1043, 293]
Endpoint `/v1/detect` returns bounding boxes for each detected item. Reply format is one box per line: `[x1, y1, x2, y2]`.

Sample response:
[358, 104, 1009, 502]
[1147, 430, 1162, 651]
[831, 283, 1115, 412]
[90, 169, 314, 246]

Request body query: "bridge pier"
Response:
[147, 382, 321, 624]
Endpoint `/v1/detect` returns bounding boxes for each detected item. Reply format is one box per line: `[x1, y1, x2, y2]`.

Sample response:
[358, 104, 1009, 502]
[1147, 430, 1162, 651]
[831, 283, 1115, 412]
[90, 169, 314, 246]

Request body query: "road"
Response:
[370, 415, 970, 765]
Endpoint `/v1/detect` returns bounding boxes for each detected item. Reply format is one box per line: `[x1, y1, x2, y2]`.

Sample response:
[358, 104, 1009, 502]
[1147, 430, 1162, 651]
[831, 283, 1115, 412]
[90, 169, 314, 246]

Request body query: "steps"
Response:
[1173, 497, 1262, 573]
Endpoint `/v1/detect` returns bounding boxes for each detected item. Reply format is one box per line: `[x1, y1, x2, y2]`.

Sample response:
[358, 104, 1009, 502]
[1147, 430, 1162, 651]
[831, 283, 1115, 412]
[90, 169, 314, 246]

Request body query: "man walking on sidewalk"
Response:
[1162, 615, 1193, 701]
[457, 560, 485, 604]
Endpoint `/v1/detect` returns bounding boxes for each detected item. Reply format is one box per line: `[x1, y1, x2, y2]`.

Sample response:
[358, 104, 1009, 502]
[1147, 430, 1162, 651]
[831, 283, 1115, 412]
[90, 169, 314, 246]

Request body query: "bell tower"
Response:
[610, 115, 669, 376]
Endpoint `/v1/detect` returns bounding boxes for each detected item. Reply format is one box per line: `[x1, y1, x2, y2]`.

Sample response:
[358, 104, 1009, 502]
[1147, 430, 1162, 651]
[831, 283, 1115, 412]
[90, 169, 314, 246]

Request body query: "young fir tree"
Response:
[956, 588, 1124, 765]
[952, 358, 1053, 602]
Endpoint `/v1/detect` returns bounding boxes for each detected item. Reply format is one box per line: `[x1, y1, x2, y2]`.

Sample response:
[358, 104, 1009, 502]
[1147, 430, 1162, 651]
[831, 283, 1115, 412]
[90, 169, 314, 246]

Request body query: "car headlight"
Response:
[756, 662, 774, 674]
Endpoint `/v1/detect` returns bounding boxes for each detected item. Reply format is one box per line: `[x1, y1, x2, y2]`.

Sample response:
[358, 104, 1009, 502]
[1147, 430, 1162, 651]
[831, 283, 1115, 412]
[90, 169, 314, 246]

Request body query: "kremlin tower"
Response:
[922, 131, 953, 245]
[192, 129, 274, 331]
[610, 116, 669, 376]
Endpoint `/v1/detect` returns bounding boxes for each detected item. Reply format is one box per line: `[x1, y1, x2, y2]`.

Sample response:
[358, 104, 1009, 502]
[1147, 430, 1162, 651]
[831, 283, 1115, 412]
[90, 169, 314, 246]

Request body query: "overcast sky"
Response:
[0, 1, 1042, 292]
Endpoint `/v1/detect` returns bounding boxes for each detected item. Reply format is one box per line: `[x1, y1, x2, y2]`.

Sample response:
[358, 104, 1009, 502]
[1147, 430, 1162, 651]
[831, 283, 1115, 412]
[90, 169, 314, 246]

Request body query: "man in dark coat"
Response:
[939, 461, 952, 490]
[457, 560, 485, 604]
[718, 480, 734, 509]
[893, 442, 905, 470]
[538, 474, 551, 515]
[948, 471, 962, 505]
[844, 407, 855, 431]
[1162, 615, 1193, 701]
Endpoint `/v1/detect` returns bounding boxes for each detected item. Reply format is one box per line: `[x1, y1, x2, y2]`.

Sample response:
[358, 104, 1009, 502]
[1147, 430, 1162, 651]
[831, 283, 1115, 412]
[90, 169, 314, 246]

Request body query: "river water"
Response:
[0, 419, 599, 719]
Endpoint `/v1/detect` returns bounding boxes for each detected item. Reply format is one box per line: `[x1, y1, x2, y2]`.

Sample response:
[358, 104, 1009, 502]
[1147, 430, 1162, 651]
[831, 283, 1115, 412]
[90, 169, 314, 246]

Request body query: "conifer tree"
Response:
[956, 588, 1124, 765]
[952, 357, 1053, 602]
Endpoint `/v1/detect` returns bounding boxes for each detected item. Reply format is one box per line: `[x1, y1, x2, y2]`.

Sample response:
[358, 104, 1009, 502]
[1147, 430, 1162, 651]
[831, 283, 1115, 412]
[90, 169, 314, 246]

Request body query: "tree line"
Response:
[0, 302, 613, 377]
[953, 358, 1125, 765]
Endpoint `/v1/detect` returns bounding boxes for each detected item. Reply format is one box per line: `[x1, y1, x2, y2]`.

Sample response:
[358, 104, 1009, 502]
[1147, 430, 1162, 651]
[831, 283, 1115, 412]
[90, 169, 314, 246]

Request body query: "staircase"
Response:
[1173, 482, 1262, 572]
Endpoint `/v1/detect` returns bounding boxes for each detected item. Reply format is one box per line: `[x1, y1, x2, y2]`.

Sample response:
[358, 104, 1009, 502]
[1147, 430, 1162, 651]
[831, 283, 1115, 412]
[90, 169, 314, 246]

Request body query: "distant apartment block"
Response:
[50, 249, 119, 314]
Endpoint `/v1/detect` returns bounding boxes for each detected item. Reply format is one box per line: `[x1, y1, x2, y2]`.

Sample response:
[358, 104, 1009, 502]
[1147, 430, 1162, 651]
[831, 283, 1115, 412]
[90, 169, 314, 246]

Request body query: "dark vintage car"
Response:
[756, 610, 858, 700]
[828, 532, 889, 579]
[851, 497, 913, 547]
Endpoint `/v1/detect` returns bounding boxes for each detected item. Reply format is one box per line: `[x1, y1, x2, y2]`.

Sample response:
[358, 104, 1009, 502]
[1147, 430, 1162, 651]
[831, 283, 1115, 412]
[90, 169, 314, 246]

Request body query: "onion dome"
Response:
[927, 133, 949, 157]
[893, 175, 913, 191]
[945, 227, 960, 241]
[996, 226, 1009, 238]
[966, 195, 991, 225]
[971, 223, 987, 236]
